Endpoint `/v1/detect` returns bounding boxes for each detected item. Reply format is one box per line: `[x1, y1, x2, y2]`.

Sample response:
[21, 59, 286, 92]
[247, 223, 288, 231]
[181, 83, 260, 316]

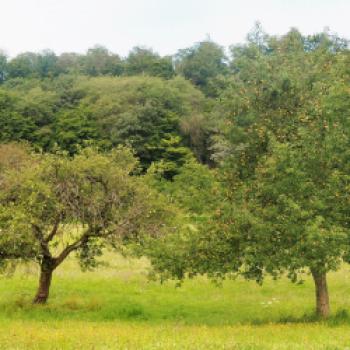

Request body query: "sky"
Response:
[1, 0, 349, 57]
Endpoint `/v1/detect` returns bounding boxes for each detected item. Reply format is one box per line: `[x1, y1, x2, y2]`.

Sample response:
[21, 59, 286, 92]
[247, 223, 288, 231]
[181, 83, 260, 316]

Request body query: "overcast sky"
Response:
[1, 0, 349, 57]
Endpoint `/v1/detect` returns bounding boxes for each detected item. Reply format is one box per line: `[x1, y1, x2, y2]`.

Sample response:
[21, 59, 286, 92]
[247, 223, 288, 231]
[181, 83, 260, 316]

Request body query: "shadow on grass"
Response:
[249, 309, 350, 326]
[2, 294, 350, 326]
[0, 295, 151, 322]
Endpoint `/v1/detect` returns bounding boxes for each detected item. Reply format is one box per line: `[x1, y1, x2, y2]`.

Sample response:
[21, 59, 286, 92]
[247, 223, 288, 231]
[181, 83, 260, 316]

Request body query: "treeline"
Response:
[1, 27, 347, 172]
[0, 42, 227, 95]
[0, 75, 209, 176]
[0, 25, 349, 317]
[0, 27, 347, 94]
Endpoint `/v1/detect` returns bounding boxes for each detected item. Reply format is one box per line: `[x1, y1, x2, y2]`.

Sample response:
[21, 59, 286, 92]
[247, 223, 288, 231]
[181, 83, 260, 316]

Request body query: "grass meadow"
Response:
[1, 254, 350, 349]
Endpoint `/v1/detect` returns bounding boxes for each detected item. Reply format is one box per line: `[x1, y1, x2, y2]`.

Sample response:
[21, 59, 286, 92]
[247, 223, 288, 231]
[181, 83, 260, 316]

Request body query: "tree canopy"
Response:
[145, 28, 350, 318]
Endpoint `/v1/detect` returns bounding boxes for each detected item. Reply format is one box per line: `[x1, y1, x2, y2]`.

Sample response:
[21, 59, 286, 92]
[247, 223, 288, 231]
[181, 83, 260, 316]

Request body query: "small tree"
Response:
[145, 160, 231, 282]
[0, 146, 172, 303]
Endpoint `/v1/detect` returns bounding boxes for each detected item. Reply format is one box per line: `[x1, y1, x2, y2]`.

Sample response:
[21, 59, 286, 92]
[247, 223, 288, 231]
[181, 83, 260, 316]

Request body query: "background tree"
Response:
[74, 76, 205, 171]
[149, 157, 222, 216]
[82, 45, 124, 76]
[36, 50, 59, 78]
[0, 52, 7, 83]
[125, 47, 174, 79]
[7, 52, 38, 79]
[0, 89, 37, 143]
[56, 52, 83, 75]
[175, 40, 228, 96]
[0, 74, 207, 171]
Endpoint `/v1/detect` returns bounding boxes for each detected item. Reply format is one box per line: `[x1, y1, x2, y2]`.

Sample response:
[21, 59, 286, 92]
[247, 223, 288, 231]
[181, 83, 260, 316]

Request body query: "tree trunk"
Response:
[33, 259, 54, 304]
[311, 270, 330, 318]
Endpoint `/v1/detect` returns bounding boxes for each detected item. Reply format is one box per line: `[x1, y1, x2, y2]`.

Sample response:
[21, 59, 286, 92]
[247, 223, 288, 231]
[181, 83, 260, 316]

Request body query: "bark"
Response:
[32, 228, 93, 304]
[33, 258, 55, 304]
[311, 270, 330, 318]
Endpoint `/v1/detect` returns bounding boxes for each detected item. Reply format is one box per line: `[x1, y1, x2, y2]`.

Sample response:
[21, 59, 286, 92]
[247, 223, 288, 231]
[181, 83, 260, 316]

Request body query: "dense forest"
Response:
[0, 25, 350, 318]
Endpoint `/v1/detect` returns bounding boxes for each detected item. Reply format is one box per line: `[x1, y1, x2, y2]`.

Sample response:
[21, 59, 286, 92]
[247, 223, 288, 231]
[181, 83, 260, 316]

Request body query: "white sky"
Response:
[1, 0, 349, 57]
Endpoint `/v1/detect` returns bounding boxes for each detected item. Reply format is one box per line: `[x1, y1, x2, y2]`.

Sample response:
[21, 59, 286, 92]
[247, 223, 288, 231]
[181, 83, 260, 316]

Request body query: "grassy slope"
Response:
[1, 254, 350, 349]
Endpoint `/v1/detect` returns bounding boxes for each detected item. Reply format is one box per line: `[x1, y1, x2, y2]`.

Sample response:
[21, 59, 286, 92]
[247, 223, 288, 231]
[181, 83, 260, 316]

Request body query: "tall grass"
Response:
[1, 254, 350, 348]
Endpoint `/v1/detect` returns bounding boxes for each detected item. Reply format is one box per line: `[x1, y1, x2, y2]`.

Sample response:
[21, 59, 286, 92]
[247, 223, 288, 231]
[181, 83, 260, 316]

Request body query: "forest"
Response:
[1, 25, 350, 349]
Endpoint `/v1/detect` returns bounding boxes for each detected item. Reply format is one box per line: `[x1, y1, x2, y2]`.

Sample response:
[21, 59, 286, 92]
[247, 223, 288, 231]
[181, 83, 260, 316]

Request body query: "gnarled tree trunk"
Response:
[311, 269, 330, 318]
[32, 227, 93, 304]
[33, 258, 55, 304]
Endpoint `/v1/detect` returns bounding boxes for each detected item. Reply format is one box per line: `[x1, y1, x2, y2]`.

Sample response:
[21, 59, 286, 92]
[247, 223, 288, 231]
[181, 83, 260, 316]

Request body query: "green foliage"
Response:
[54, 107, 100, 154]
[125, 47, 174, 79]
[7, 53, 38, 79]
[147, 135, 193, 179]
[82, 45, 124, 76]
[150, 158, 222, 215]
[0, 145, 176, 302]
[74, 76, 204, 169]
[175, 40, 229, 96]
[145, 159, 225, 281]
[219, 28, 350, 281]
[146, 28, 350, 317]
[0, 52, 7, 83]
[0, 75, 205, 170]
[0, 89, 37, 142]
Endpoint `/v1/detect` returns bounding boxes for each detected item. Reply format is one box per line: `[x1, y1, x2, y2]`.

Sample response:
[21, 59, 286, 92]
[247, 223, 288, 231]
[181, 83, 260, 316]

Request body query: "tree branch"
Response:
[53, 227, 95, 268]
[32, 224, 52, 258]
[45, 217, 60, 243]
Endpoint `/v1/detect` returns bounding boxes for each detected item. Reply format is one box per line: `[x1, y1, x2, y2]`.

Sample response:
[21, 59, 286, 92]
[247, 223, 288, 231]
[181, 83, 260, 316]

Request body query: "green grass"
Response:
[1, 254, 350, 349]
